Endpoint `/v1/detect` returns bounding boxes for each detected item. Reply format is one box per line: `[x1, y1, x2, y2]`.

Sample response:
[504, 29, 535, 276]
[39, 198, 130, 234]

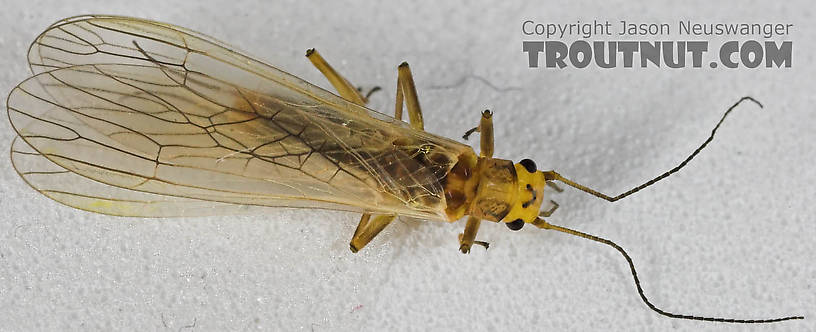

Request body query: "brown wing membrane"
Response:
[8, 16, 472, 220]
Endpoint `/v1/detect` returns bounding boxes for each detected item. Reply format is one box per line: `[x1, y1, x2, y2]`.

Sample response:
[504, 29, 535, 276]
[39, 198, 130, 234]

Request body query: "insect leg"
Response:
[459, 111, 495, 253]
[394, 62, 425, 130]
[305, 48, 368, 106]
[351, 213, 372, 240]
[458, 216, 489, 253]
[347, 62, 429, 253]
[304, 49, 399, 253]
[349, 213, 389, 253]
[477, 110, 494, 158]
[461, 110, 494, 156]
[349, 215, 396, 253]
[541, 97, 763, 202]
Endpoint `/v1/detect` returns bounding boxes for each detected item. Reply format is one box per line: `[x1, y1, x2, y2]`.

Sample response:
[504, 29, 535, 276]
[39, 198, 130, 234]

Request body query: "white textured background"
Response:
[0, 1, 812, 331]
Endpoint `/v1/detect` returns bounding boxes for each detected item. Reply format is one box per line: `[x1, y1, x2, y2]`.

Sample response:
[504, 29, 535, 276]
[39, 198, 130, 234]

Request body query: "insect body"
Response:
[6, 15, 802, 324]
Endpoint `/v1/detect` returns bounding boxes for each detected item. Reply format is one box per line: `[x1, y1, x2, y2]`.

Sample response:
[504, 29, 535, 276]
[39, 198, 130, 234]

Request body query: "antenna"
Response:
[532, 218, 803, 323]
[543, 96, 763, 202]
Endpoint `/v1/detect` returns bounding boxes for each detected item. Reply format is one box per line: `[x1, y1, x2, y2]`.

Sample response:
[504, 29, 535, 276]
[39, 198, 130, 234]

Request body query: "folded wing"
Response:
[7, 16, 470, 220]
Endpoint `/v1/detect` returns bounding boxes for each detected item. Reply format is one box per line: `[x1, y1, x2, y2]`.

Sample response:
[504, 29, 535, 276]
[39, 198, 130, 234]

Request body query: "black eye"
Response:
[506, 219, 524, 231]
[519, 159, 536, 173]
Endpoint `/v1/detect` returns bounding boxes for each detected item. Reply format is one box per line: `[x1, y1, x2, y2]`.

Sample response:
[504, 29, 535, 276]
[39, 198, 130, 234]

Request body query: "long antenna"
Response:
[543, 96, 763, 202]
[531, 218, 804, 323]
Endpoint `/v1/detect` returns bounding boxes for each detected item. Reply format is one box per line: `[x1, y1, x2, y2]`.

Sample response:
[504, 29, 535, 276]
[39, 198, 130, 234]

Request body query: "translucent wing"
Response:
[10, 137, 262, 217]
[8, 15, 473, 220]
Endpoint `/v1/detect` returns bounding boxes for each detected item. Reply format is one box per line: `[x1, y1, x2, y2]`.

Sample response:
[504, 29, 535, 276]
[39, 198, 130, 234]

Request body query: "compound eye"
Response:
[506, 218, 525, 231]
[519, 159, 536, 173]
